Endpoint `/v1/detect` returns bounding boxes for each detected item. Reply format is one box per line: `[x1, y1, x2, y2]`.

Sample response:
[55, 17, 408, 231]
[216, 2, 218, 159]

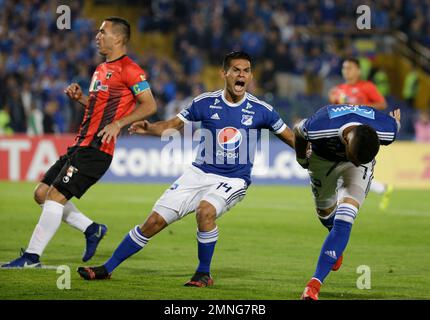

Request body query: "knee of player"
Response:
[317, 206, 336, 217]
[196, 201, 217, 222]
[142, 212, 167, 231]
[33, 185, 47, 204]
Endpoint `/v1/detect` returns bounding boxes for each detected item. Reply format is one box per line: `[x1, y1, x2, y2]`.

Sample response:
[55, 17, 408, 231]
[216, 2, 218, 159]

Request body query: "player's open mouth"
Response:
[234, 81, 245, 91]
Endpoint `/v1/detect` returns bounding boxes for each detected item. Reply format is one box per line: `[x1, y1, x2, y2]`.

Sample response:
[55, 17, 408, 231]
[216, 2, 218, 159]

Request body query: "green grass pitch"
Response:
[0, 181, 429, 300]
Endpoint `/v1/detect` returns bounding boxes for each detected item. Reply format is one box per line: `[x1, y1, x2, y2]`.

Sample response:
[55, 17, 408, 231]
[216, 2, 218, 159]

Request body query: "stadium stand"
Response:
[1, 0, 430, 140]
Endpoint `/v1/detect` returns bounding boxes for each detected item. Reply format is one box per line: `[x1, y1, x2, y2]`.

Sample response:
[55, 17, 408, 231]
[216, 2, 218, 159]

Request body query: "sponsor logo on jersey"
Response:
[241, 108, 255, 114]
[241, 115, 253, 126]
[217, 127, 242, 151]
[209, 105, 223, 109]
[214, 98, 220, 105]
[90, 80, 109, 92]
[246, 102, 253, 109]
[328, 105, 375, 119]
[211, 113, 220, 120]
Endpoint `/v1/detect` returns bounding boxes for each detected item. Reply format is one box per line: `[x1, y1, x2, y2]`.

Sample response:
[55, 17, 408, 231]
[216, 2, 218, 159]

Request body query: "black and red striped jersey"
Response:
[74, 55, 149, 155]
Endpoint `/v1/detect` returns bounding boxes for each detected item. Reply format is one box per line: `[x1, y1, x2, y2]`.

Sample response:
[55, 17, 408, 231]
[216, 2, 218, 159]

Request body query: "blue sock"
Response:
[313, 204, 358, 283]
[104, 226, 149, 273]
[196, 227, 219, 274]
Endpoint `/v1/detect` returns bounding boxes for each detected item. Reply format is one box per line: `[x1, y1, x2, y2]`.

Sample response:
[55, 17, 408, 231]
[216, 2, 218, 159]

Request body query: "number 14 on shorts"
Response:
[217, 182, 232, 193]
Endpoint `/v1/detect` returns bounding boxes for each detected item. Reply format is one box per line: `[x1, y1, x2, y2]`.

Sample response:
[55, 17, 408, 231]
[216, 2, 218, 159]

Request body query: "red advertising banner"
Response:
[0, 135, 74, 182]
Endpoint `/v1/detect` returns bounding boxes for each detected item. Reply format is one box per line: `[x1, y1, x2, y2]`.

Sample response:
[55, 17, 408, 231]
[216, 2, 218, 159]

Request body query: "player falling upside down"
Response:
[77, 51, 295, 286]
[2, 17, 156, 268]
[294, 104, 400, 300]
[329, 57, 393, 209]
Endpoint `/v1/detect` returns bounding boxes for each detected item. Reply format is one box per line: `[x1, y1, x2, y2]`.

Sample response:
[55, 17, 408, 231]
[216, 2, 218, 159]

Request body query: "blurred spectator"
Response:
[414, 110, 430, 142]
[43, 100, 58, 134]
[27, 104, 44, 136]
[403, 64, 419, 108]
[6, 88, 26, 133]
[371, 68, 391, 97]
[259, 59, 277, 96]
[0, 107, 13, 135]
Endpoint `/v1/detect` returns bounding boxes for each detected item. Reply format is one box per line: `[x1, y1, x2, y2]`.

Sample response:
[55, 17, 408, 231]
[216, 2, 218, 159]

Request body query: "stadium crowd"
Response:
[0, 0, 429, 140]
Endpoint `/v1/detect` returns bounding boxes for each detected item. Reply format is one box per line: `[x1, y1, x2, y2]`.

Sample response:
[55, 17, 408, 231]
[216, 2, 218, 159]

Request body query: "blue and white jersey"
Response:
[177, 90, 287, 185]
[298, 104, 399, 162]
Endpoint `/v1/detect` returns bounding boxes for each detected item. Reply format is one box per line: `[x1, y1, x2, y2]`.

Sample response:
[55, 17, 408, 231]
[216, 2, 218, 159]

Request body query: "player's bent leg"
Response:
[2, 186, 68, 268]
[302, 198, 359, 299]
[34, 182, 103, 262]
[315, 206, 343, 271]
[185, 201, 218, 287]
[78, 211, 168, 280]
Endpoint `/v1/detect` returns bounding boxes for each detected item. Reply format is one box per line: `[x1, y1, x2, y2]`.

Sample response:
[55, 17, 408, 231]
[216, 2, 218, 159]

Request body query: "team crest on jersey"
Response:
[217, 127, 242, 151]
[106, 71, 113, 79]
[241, 115, 253, 126]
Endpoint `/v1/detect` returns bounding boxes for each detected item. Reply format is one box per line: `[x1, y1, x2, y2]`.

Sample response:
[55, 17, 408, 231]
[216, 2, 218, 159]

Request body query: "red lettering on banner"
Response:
[0, 135, 74, 181]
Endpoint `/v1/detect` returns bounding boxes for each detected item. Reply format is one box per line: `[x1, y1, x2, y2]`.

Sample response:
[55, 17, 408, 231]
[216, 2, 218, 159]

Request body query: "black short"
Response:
[41, 146, 112, 200]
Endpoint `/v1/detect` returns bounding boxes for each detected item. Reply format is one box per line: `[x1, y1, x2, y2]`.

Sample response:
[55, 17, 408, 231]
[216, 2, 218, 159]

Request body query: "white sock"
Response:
[62, 201, 93, 233]
[26, 200, 64, 256]
[370, 180, 386, 194]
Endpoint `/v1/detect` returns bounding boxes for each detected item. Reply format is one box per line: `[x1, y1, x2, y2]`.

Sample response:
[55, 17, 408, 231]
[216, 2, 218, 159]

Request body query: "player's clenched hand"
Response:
[64, 83, 83, 101]
[390, 108, 401, 130]
[97, 121, 121, 144]
[389, 108, 401, 122]
[129, 120, 150, 135]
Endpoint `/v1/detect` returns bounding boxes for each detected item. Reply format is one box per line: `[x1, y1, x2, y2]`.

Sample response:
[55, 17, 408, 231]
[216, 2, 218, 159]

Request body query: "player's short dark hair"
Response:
[343, 57, 360, 68]
[222, 51, 252, 71]
[351, 125, 380, 164]
[105, 16, 130, 44]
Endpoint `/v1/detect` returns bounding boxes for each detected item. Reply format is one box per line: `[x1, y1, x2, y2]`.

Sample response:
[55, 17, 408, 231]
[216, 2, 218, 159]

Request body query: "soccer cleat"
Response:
[332, 254, 343, 271]
[1, 251, 41, 268]
[184, 271, 214, 287]
[77, 265, 111, 280]
[379, 184, 394, 211]
[301, 278, 321, 300]
[82, 224, 108, 262]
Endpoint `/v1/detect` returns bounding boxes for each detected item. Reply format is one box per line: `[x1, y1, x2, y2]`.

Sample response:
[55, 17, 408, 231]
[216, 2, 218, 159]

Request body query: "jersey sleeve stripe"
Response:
[274, 123, 287, 134]
[176, 113, 190, 124]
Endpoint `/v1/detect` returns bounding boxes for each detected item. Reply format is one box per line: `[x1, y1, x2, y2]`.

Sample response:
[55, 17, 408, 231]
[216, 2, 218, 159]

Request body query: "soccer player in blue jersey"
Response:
[77, 51, 295, 285]
[294, 105, 401, 300]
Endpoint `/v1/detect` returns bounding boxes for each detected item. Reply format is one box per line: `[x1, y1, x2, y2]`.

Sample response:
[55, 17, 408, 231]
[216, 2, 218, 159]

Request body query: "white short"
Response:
[307, 153, 374, 210]
[153, 165, 248, 224]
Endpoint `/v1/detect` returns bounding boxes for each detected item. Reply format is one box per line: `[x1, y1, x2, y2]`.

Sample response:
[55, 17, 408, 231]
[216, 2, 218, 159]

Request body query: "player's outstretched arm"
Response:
[64, 83, 88, 106]
[276, 126, 295, 149]
[98, 89, 157, 144]
[293, 123, 310, 169]
[129, 116, 184, 137]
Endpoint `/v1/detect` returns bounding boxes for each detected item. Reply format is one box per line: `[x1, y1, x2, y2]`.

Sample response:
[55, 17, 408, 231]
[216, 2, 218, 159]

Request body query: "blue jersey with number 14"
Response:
[177, 90, 287, 185]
